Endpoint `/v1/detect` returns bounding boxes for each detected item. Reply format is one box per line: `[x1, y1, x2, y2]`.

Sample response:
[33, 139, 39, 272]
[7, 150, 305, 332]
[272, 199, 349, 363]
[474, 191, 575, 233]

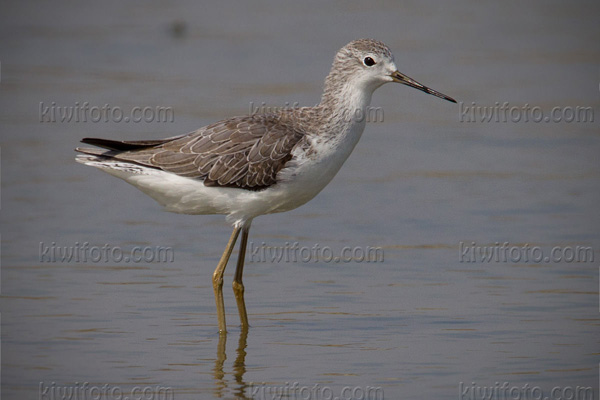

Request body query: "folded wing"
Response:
[76, 114, 305, 191]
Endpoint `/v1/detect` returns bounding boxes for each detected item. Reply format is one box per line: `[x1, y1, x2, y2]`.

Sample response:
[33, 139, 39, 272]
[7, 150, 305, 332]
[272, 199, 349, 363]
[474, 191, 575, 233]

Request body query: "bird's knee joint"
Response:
[212, 273, 223, 289]
[232, 280, 244, 294]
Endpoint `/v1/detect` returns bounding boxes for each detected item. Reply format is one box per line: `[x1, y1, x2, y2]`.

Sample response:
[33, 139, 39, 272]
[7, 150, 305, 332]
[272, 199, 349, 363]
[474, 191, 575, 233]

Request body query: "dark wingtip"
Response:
[80, 137, 112, 147]
[78, 137, 172, 151]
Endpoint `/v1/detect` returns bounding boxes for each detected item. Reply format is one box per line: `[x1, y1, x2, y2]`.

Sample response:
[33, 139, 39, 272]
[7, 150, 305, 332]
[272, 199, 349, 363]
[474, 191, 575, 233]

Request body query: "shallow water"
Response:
[1, 1, 599, 399]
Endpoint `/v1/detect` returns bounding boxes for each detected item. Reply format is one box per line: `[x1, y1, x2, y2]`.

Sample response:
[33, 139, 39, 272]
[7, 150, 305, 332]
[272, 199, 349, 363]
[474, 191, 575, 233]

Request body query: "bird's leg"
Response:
[212, 226, 241, 333]
[232, 226, 250, 328]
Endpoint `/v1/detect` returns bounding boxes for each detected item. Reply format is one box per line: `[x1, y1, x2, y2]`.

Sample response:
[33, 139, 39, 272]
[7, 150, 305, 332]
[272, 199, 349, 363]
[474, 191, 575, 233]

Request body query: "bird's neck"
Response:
[303, 74, 375, 152]
[319, 74, 375, 121]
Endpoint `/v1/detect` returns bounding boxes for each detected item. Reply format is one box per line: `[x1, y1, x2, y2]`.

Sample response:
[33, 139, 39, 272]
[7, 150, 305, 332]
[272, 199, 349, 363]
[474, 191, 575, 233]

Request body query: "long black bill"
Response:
[391, 70, 456, 103]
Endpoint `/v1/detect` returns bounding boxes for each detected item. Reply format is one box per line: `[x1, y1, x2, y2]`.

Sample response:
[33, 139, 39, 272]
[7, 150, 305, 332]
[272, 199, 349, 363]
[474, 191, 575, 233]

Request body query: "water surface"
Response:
[1, 1, 599, 399]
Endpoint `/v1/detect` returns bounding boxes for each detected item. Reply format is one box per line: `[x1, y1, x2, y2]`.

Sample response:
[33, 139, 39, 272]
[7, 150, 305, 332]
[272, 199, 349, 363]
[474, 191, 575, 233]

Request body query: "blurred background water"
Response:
[1, 1, 599, 399]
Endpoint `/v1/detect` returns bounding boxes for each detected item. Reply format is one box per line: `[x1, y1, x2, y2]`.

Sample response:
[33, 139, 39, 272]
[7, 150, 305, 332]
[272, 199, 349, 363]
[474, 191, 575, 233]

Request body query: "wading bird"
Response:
[76, 39, 455, 333]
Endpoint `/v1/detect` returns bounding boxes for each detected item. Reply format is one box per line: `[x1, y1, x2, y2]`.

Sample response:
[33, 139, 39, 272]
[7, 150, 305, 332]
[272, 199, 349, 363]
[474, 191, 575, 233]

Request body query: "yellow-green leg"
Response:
[232, 227, 250, 328]
[212, 226, 241, 333]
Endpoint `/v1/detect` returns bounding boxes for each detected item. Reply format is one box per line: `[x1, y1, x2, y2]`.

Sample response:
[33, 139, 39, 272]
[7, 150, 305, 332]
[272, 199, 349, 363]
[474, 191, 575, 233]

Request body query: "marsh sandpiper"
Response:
[76, 39, 456, 333]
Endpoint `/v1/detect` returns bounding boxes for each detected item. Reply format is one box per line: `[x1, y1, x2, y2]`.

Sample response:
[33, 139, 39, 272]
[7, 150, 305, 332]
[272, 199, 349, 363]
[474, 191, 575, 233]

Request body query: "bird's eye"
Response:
[363, 57, 376, 67]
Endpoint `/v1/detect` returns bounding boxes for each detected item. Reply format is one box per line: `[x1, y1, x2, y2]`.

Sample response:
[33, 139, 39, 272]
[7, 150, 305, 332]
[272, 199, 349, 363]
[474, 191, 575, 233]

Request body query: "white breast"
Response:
[264, 117, 367, 215]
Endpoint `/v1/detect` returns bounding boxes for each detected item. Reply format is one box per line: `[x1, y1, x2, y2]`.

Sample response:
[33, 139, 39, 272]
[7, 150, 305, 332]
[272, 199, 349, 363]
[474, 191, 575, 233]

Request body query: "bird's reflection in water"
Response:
[212, 327, 250, 399]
